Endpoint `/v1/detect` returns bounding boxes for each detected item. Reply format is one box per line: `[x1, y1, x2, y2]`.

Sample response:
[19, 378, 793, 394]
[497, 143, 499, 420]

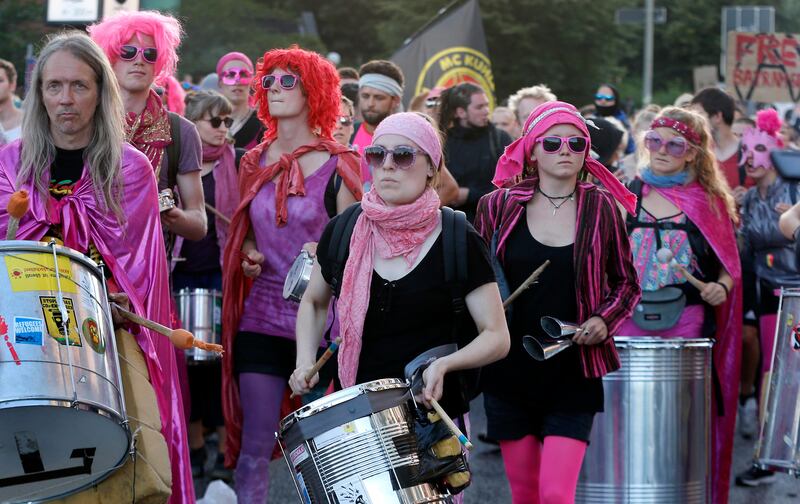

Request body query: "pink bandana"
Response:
[337, 187, 441, 388]
[372, 112, 443, 168]
[492, 101, 637, 214]
[650, 116, 702, 145]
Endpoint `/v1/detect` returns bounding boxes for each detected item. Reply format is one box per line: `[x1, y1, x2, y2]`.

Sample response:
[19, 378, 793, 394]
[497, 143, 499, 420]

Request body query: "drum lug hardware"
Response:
[78, 375, 87, 384]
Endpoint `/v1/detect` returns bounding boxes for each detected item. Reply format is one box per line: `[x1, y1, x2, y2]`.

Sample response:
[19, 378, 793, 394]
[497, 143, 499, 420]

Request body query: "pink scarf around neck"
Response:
[337, 187, 441, 387]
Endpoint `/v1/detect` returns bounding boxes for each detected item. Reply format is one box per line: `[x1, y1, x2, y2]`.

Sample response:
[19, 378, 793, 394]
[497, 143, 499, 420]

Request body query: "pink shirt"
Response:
[353, 124, 374, 187]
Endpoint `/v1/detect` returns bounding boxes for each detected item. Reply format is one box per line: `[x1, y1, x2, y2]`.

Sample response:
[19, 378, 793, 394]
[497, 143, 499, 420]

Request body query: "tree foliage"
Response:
[2, 0, 800, 107]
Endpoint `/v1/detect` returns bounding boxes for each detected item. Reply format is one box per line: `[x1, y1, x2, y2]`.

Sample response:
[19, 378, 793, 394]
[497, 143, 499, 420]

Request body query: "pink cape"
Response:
[0, 141, 194, 503]
[654, 182, 742, 504]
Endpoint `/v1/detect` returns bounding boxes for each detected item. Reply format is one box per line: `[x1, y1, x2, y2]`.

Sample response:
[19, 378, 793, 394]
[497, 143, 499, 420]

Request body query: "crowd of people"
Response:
[1, 8, 800, 504]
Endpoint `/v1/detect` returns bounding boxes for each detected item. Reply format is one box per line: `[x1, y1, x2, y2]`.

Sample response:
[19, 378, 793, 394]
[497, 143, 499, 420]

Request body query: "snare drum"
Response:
[283, 250, 314, 303]
[277, 378, 453, 503]
[755, 287, 800, 475]
[176, 288, 222, 363]
[0, 241, 129, 502]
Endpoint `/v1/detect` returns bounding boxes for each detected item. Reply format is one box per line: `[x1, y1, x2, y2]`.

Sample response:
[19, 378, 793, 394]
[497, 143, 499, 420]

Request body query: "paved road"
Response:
[196, 396, 800, 503]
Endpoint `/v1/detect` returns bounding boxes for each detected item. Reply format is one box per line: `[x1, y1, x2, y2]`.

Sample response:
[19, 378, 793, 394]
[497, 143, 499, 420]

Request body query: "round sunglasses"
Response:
[261, 73, 299, 90]
[120, 45, 157, 64]
[644, 131, 690, 157]
[201, 116, 234, 129]
[337, 116, 353, 127]
[364, 145, 424, 170]
[220, 67, 253, 86]
[534, 135, 589, 154]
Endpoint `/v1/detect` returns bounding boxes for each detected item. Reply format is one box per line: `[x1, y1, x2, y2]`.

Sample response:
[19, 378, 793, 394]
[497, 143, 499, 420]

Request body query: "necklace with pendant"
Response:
[538, 186, 577, 216]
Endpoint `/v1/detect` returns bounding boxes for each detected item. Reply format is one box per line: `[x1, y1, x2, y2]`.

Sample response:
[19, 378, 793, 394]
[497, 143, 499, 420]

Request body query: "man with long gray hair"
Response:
[0, 31, 194, 502]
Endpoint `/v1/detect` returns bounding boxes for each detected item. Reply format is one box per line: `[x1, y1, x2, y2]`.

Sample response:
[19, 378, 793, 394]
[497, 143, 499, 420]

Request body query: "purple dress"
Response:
[235, 154, 338, 376]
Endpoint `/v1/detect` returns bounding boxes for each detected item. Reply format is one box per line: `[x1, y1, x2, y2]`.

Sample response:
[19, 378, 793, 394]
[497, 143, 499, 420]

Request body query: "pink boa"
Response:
[337, 187, 441, 387]
[651, 181, 742, 504]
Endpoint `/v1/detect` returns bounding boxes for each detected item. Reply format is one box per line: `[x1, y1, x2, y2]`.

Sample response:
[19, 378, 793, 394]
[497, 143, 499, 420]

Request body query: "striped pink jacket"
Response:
[475, 177, 641, 378]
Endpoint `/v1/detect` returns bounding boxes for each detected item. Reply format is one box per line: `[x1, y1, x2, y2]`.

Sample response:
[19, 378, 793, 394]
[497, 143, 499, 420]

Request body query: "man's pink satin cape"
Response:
[0, 140, 194, 503]
[654, 182, 742, 504]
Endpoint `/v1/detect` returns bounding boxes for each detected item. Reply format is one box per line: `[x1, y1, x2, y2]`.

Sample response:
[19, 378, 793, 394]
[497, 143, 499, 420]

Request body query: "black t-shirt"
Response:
[50, 147, 85, 199]
[483, 219, 604, 413]
[174, 171, 220, 274]
[317, 214, 496, 414]
[233, 111, 266, 149]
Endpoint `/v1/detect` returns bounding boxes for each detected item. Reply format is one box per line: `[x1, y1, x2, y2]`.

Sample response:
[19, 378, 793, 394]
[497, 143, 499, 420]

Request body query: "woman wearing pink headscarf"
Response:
[290, 111, 509, 416]
[475, 101, 640, 504]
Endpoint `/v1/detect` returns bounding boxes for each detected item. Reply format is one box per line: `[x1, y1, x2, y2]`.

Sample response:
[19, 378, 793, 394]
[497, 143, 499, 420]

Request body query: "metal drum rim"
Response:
[0, 399, 128, 426]
[779, 287, 800, 297]
[282, 250, 313, 301]
[279, 378, 408, 432]
[614, 336, 714, 349]
[175, 287, 221, 298]
[0, 240, 103, 274]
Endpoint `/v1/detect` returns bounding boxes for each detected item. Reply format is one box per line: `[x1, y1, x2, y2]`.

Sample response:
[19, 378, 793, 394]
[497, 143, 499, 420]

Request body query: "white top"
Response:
[2, 125, 21, 143]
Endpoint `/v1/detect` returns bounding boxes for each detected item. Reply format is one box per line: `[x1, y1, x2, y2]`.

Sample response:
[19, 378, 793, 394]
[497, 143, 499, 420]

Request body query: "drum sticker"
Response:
[13, 317, 44, 346]
[5, 253, 77, 293]
[315, 421, 358, 450]
[787, 313, 795, 327]
[0, 316, 22, 365]
[39, 296, 81, 346]
[290, 444, 309, 468]
[333, 475, 372, 504]
[792, 324, 800, 350]
[82, 317, 105, 354]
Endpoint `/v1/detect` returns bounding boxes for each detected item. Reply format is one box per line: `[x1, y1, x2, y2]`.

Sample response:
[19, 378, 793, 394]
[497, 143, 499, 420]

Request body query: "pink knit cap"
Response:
[371, 112, 442, 169]
[493, 100, 637, 214]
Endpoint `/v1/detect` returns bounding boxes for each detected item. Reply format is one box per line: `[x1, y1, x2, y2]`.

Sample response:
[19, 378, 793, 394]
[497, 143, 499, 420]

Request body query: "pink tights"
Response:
[499, 435, 587, 504]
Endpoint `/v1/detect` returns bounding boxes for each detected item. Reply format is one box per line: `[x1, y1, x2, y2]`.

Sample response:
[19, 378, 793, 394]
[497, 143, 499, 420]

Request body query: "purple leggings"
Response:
[235, 373, 287, 503]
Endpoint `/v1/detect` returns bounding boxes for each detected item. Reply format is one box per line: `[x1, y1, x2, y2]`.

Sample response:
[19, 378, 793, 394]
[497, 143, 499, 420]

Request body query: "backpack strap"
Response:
[328, 202, 363, 298]
[442, 206, 468, 314]
[166, 112, 182, 190]
[324, 171, 343, 218]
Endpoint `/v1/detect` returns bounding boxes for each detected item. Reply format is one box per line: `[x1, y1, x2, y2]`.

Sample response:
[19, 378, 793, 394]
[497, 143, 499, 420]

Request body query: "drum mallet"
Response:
[111, 303, 224, 355]
[656, 249, 707, 291]
[205, 203, 231, 225]
[502, 259, 550, 310]
[5, 189, 29, 240]
[430, 398, 473, 451]
[290, 337, 342, 398]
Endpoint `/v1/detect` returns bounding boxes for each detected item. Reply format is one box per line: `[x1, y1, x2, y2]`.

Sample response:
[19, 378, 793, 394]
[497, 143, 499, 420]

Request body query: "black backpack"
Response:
[327, 203, 482, 407]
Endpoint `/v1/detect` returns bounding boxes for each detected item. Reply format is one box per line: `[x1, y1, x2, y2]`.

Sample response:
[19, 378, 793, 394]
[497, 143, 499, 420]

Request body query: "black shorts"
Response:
[484, 393, 596, 443]
[188, 362, 224, 428]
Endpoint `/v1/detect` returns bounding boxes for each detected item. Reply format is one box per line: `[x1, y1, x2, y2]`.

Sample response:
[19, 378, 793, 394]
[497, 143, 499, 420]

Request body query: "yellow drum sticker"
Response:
[39, 296, 82, 346]
[5, 253, 77, 293]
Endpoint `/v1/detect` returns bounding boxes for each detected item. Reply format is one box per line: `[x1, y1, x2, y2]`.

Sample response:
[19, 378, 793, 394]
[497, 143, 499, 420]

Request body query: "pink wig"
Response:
[163, 75, 186, 116]
[252, 45, 340, 141]
[88, 10, 182, 85]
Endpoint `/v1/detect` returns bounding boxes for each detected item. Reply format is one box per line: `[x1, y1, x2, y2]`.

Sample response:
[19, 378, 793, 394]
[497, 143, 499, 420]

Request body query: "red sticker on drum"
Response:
[0, 315, 22, 365]
[82, 318, 105, 354]
[792, 324, 800, 350]
[290, 445, 309, 467]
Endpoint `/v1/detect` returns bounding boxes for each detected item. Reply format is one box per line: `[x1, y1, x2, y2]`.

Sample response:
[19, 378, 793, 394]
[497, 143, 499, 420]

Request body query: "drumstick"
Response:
[5, 189, 29, 240]
[671, 260, 707, 291]
[430, 398, 473, 451]
[205, 202, 232, 225]
[111, 303, 224, 355]
[502, 260, 550, 309]
[290, 337, 342, 398]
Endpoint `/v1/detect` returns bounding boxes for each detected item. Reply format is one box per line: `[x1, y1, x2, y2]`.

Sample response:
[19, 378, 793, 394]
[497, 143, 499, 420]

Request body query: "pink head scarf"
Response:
[215, 51, 254, 76]
[338, 112, 443, 388]
[739, 108, 783, 171]
[372, 112, 443, 169]
[493, 101, 637, 214]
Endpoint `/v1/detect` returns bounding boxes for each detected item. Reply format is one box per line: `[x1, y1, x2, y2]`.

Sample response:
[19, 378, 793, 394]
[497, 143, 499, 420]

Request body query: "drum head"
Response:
[0, 405, 129, 502]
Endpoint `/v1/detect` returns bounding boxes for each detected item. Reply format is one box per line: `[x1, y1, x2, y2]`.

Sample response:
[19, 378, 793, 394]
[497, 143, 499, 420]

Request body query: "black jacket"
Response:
[444, 123, 513, 222]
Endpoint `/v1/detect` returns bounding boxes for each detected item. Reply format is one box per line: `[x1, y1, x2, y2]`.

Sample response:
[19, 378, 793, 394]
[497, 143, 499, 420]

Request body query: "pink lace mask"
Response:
[739, 127, 778, 170]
